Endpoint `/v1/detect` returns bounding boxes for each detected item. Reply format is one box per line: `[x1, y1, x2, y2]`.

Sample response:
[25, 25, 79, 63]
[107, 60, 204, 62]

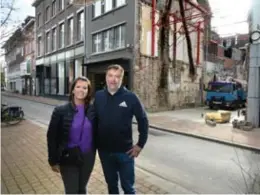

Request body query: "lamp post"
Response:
[247, 0, 260, 127]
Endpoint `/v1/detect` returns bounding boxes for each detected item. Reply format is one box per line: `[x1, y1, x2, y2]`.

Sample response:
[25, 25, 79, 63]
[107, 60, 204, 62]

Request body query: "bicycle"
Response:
[1, 104, 24, 125]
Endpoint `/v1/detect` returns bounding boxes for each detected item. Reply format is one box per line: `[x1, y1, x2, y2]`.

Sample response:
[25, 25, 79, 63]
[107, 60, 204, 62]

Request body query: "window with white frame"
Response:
[114, 28, 119, 48]
[16, 47, 20, 55]
[59, 0, 64, 11]
[37, 13, 41, 27]
[114, 24, 126, 48]
[21, 47, 24, 56]
[24, 43, 27, 55]
[37, 36, 42, 56]
[59, 23, 65, 48]
[46, 31, 51, 53]
[31, 40, 34, 53]
[77, 11, 84, 41]
[52, 28, 56, 51]
[105, 0, 113, 12]
[103, 28, 114, 51]
[226, 39, 231, 47]
[93, 33, 102, 53]
[68, 18, 73, 45]
[46, 6, 50, 21]
[116, 0, 126, 7]
[120, 24, 126, 47]
[93, 0, 102, 17]
[93, 0, 126, 18]
[92, 24, 126, 53]
[27, 42, 30, 54]
[28, 41, 31, 54]
[52, 0, 56, 16]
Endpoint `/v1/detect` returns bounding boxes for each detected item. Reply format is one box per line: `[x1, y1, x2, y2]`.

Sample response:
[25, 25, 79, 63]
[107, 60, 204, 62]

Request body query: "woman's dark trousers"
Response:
[60, 151, 95, 194]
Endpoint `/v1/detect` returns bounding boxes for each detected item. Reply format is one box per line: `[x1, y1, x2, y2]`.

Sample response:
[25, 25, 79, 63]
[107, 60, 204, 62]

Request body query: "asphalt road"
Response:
[2, 95, 260, 194]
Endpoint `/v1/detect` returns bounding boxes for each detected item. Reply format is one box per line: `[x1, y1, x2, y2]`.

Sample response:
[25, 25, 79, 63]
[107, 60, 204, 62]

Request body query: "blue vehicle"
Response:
[205, 81, 247, 109]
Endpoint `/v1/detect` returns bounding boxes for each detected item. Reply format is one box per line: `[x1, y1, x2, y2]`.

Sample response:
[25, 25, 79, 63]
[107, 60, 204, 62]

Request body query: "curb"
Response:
[133, 122, 260, 152]
[3, 93, 260, 152]
[2, 93, 63, 107]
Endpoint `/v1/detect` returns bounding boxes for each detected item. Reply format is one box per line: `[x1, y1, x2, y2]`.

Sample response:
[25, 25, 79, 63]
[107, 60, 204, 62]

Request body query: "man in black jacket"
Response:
[93, 64, 149, 194]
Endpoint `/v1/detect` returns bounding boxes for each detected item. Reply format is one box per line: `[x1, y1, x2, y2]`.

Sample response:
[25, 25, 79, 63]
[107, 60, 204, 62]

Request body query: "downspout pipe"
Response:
[196, 21, 201, 65]
[151, 0, 156, 56]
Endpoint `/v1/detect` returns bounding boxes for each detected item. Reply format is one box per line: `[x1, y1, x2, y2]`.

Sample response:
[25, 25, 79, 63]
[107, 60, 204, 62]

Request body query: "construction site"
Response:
[132, 0, 248, 112]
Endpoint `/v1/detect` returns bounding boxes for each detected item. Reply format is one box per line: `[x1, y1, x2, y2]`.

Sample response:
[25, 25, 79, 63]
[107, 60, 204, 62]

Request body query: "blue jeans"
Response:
[98, 151, 135, 194]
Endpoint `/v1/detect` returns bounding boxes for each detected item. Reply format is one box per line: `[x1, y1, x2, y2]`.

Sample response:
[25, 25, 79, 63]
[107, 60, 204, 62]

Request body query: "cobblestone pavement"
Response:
[3, 92, 260, 150]
[1, 120, 168, 194]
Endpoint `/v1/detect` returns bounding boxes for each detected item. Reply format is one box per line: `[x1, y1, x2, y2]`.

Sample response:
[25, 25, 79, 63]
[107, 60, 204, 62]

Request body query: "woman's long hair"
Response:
[69, 76, 92, 108]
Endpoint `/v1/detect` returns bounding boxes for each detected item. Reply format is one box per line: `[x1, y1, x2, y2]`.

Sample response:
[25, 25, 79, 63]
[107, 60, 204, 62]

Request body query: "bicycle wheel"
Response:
[5, 110, 24, 125]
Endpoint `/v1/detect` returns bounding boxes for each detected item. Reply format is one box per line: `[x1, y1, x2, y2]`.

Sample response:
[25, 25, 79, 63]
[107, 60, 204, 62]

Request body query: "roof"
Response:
[1, 28, 23, 49]
[32, 0, 41, 7]
[21, 16, 35, 31]
[2, 15, 35, 50]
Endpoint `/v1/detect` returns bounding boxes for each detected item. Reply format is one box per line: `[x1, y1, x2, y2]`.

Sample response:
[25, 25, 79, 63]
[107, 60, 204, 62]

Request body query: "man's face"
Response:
[106, 69, 123, 91]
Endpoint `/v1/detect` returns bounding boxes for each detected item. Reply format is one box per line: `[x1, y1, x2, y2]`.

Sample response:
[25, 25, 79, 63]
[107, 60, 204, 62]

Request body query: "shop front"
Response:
[35, 56, 85, 97]
[20, 59, 33, 95]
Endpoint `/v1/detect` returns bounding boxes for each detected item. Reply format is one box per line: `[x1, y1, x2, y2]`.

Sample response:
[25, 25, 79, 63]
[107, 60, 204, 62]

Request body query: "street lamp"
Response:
[250, 30, 260, 43]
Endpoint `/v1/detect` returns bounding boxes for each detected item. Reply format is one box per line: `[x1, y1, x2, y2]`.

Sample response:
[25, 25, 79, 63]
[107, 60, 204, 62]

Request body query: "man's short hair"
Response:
[106, 64, 124, 78]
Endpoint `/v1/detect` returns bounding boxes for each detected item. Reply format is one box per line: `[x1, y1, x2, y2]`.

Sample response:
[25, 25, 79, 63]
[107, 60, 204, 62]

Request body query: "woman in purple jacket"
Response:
[47, 76, 96, 194]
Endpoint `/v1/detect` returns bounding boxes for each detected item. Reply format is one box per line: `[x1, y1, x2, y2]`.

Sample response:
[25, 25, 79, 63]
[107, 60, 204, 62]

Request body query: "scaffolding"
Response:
[151, 0, 211, 65]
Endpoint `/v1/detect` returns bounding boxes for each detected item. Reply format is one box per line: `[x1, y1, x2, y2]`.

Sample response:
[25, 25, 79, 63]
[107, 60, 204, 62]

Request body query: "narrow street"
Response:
[2, 96, 260, 194]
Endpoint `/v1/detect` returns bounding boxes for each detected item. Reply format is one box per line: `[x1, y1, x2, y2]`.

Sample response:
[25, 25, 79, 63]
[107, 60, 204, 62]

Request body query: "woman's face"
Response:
[73, 80, 89, 100]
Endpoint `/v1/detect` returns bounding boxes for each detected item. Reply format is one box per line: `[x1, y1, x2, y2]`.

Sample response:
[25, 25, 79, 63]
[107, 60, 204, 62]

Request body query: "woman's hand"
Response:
[51, 165, 60, 173]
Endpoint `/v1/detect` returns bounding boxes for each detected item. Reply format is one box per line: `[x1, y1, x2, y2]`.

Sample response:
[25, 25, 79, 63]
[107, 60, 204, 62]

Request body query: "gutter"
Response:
[32, 0, 41, 7]
[21, 19, 36, 31]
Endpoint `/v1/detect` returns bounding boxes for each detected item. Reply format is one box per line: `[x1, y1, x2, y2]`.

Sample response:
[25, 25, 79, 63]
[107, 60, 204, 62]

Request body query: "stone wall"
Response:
[132, 1, 203, 112]
[133, 55, 161, 111]
[167, 61, 203, 110]
[133, 55, 203, 111]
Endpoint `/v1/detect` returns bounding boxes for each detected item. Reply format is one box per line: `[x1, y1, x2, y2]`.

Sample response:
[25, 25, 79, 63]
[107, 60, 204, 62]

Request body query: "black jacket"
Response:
[46, 102, 95, 166]
[93, 87, 149, 152]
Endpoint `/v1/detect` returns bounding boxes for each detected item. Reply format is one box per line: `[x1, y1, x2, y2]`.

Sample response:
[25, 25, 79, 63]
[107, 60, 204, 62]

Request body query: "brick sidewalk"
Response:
[2, 91, 260, 150]
[1, 120, 168, 194]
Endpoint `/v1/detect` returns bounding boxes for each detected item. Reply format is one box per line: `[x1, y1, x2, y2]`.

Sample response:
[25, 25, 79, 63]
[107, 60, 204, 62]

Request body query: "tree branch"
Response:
[1, 0, 16, 27]
[178, 0, 196, 80]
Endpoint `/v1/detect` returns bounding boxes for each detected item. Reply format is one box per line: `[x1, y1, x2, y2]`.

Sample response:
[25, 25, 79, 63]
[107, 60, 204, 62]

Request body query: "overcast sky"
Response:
[209, 0, 252, 36]
[3, 0, 252, 37]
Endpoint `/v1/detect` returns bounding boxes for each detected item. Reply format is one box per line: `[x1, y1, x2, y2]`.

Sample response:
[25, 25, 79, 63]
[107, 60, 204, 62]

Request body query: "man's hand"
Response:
[126, 145, 142, 158]
[51, 165, 60, 173]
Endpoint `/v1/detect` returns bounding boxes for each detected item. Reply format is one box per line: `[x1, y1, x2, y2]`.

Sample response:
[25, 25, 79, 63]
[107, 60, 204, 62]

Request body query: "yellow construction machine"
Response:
[205, 110, 232, 123]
